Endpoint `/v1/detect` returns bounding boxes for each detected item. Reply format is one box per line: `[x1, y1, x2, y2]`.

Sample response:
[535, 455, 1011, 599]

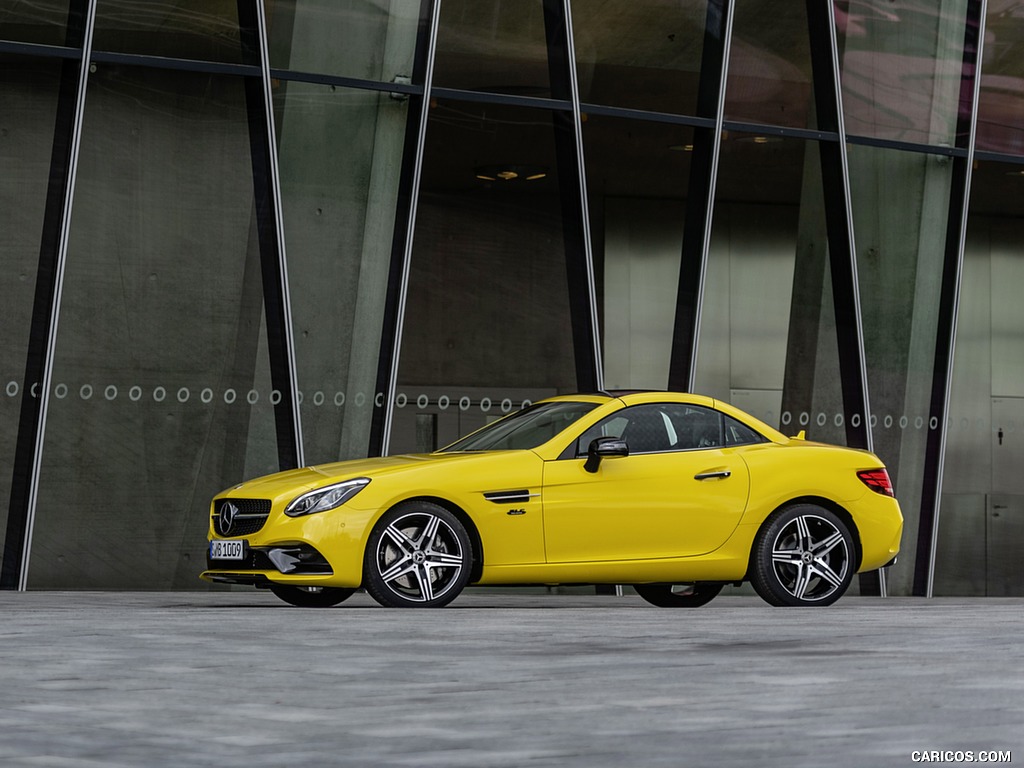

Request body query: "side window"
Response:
[724, 415, 768, 446]
[573, 403, 727, 456]
[676, 405, 723, 450]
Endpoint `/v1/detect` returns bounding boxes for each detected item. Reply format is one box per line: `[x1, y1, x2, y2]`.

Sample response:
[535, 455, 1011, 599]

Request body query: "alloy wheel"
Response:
[751, 504, 855, 606]
[366, 505, 470, 607]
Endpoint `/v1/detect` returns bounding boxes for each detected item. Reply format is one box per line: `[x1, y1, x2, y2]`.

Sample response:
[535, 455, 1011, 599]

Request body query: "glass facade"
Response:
[1, 0, 1020, 596]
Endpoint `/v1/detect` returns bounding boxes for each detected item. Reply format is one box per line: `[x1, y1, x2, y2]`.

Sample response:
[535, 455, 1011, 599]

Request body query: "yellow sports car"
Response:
[202, 392, 902, 608]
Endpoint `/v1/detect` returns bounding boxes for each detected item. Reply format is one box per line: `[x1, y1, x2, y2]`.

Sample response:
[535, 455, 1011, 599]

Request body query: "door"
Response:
[541, 403, 751, 563]
[989, 397, 1024, 595]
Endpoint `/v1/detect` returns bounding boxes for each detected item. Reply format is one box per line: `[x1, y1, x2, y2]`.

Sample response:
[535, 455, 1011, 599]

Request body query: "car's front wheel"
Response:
[633, 583, 723, 607]
[269, 585, 356, 607]
[363, 501, 473, 608]
[750, 504, 855, 606]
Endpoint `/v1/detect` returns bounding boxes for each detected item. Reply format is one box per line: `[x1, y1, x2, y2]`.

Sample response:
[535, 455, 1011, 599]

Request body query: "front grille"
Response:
[213, 498, 271, 537]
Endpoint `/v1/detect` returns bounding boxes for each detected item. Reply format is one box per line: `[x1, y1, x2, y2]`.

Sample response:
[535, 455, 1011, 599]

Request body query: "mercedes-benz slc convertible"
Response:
[202, 391, 902, 608]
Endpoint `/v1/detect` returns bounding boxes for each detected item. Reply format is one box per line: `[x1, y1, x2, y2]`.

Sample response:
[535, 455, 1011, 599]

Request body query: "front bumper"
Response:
[202, 494, 375, 587]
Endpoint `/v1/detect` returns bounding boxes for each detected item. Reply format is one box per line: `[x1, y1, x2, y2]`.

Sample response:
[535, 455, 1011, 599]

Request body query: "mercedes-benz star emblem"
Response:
[220, 502, 239, 535]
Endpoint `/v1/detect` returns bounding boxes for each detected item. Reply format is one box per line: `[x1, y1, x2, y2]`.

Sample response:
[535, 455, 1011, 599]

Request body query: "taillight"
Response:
[858, 468, 894, 497]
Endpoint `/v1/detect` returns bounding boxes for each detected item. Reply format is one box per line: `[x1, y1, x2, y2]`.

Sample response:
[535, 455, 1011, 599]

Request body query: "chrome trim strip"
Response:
[927, 0, 988, 599]
[483, 491, 540, 504]
[826, 0, 873, 458]
[688, 0, 735, 391]
[19, 0, 99, 591]
[826, 0, 881, 595]
[255, 0, 305, 468]
[381, 0, 443, 456]
[562, 0, 604, 390]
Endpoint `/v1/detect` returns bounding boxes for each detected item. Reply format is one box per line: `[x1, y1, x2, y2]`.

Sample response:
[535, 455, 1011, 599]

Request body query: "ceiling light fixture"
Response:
[474, 164, 548, 182]
[736, 134, 782, 145]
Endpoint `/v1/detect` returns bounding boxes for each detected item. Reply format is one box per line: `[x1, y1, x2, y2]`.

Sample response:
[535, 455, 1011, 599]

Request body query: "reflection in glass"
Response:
[937, 159, 1024, 595]
[0, 0, 71, 46]
[265, 0, 421, 83]
[696, 132, 843, 442]
[848, 144, 954, 595]
[835, 0, 970, 145]
[581, 116, 694, 389]
[274, 81, 409, 462]
[571, 0, 708, 115]
[392, 100, 577, 453]
[0, 54, 63, 562]
[977, 1, 1024, 153]
[433, 0, 550, 96]
[725, 0, 814, 129]
[92, 0, 244, 62]
[28, 66, 278, 588]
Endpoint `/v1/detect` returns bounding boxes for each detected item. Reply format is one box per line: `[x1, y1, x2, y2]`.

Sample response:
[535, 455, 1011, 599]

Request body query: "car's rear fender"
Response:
[743, 496, 864, 580]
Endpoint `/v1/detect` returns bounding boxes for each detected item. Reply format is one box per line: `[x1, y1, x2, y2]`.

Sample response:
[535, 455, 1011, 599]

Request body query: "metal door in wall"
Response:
[989, 398, 1024, 595]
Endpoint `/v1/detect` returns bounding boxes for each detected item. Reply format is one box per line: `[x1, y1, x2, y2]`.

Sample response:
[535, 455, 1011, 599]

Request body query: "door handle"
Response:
[694, 470, 731, 481]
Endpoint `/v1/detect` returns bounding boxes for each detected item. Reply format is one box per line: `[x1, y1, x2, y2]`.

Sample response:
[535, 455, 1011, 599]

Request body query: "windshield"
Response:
[440, 401, 599, 452]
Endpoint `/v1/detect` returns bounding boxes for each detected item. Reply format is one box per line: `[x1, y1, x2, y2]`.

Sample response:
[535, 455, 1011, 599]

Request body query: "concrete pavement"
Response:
[1, 591, 1021, 767]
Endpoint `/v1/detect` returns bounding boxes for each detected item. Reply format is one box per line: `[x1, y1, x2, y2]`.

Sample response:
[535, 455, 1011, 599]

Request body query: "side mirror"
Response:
[584, 436, 629, 473]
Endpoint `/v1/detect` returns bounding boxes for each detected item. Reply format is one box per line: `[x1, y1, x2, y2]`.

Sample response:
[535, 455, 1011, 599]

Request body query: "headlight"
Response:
[284, 478, 371, 517]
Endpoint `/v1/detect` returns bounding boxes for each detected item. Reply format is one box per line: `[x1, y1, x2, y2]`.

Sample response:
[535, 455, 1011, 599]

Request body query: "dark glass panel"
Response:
[391, 99, 577, 452]
[0, 0, 71, 46]
[274, 81, 409, 461]
[937, 158, 1024, 596]
[92, 0, 244, 62]
[265, 0, 421, 83]
[835, 0, 970, 145]
[848, 144, 955, 595]
[571, 0, 708, 115]
[696, 131, 843, 444]
[725, 0, 814, 129]
[0, 54, 63, 567]
[977, 2, 1024, 153]
[28, 65, 278, 588]
[433, 0, 550, 96]
[581, 115, 694, 389]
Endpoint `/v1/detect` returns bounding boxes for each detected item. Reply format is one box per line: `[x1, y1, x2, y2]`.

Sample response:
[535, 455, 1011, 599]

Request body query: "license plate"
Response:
[210, 539, 245, 560]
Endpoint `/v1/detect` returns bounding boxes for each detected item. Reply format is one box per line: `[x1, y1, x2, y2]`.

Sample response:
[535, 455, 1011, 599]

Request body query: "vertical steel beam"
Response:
[237, 0, 305, 470]
[917, 0, 987, 597]
[668, 0, 734, 392]
[542, 0, 603, 392]
[806, 0, 872, 453]
[1, 0, 97, 590]
[375, 0, 442, 457]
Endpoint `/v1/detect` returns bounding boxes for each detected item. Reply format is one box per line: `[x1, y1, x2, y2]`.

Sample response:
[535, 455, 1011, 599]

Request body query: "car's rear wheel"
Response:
[633, 583, 723, 607]
[269, 585, 355, 607]
[363, 501, 472, 608]
[751, 504, 855, 606]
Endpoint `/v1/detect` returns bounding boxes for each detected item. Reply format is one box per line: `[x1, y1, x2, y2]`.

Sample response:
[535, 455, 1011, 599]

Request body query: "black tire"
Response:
[269, 585, 356, 608]
[633, 583, 723, 607]
[363, 501, 473, 608]
[750, 504, 855, 606]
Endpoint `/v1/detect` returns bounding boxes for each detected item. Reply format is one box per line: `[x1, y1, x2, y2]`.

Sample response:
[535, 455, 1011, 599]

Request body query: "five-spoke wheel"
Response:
[633, 583, 723, 607]
[363, 501, 473, 608]
[751, 504, 855, 606]
[269, 585, 356, 607]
